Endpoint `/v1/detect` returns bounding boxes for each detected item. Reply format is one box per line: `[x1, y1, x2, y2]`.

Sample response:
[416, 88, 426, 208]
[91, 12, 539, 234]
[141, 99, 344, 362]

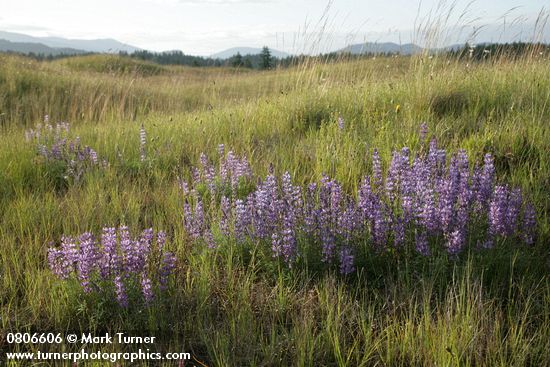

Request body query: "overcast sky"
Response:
[1, 0, 548, 55]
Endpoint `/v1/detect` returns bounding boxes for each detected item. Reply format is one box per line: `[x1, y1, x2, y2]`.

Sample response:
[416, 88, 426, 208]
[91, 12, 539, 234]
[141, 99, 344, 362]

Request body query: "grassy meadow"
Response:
[1, 51, 549, 366]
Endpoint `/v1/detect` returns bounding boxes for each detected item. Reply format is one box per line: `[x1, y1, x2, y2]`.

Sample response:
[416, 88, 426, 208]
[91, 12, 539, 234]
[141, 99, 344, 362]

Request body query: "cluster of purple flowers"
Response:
[48, 227, 176, 307]
[180, 144, 254, 247]
[179, 144, 253, 196]
[181, 141, 537, 275]
[25, 118, 107, 181]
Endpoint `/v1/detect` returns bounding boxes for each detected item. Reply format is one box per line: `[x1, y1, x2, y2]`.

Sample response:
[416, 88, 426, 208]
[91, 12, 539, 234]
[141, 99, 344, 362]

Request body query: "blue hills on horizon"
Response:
[0, 30, 523, 59]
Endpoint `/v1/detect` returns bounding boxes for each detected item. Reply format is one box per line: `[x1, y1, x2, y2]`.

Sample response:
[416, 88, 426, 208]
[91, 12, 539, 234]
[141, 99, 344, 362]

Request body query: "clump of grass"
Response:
[57, 54, 168, 77]
[430, 90, 469, 117]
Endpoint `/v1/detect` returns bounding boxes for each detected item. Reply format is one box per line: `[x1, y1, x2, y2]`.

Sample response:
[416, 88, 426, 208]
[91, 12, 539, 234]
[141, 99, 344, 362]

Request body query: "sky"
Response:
[0, 0, 548, 55]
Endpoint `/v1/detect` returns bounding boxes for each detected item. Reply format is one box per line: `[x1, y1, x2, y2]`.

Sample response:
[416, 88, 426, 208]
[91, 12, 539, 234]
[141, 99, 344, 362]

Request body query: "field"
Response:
[1, 52, 549, 366]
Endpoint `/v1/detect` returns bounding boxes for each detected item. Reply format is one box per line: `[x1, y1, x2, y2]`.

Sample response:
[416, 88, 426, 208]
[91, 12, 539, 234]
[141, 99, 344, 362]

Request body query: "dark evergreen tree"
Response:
[260, 46, 273, 69]
[232, 52, 243, 67]
[243, 57, 253, 69]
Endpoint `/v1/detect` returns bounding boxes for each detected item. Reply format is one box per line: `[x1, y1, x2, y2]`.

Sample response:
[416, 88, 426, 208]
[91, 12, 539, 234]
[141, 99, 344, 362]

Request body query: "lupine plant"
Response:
[179, 144, 254, 245]
[180, 135, 537, 275]
[25, 117, 107, 181]
[48, 227, 176, 307]
[139, 123, 147, 162]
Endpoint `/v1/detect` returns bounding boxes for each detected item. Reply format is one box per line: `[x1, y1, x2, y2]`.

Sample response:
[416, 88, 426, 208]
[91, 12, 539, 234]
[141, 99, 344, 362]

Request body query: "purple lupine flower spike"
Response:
[47, 248, 68, 279]
[477, 153, 495, 208]
[114, 275, 128, 307]
[220, 196, 231, 236]
[141, 273, 154, 304]
[204, 229, 217, 249]
[337, 116, 345, 130]
[505, 188, 522, 236]
[48, 226, 176, 307]
[415, 231, 430, 256]
[159, 251, 176, 291]
[339, 247, 355, 275]
[157, 231, 167, 251]
[234, 199, 248, 242]
[100, 227, 119, 278]
[446, 229, 465, 256]
[139, 124, 147, 162]
[489, 185, 508, 237]
[393, 215, 405, 248]
[77, 232, 98, 293]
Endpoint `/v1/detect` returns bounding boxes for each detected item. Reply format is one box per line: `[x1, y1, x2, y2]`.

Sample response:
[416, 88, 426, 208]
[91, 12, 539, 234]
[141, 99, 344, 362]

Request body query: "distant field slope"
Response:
[55, 54, 168, 76]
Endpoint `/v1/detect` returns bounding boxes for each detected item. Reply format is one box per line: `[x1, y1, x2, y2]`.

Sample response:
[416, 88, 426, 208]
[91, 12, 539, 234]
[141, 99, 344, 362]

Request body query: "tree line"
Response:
[448, 42, 550, 61]
[3, 42, 549, 69]
[121, 46, 276, 69]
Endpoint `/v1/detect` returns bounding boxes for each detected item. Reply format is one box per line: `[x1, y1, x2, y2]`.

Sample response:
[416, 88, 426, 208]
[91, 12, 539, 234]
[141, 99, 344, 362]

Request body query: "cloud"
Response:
[0, 23, 53, 33]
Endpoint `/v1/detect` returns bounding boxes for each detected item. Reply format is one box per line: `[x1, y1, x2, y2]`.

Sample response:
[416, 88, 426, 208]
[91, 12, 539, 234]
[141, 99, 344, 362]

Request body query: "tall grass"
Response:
[0, 49, 549, 365]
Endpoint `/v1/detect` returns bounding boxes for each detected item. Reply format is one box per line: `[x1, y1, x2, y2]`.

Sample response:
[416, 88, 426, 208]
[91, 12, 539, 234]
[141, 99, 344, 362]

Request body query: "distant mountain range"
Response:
[0, 31, 140, 53]
[212, 43, 453, 59]
[210, 47, 290, 59]
[0, 32, 293, 59]
[0, 39, 88, 56]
